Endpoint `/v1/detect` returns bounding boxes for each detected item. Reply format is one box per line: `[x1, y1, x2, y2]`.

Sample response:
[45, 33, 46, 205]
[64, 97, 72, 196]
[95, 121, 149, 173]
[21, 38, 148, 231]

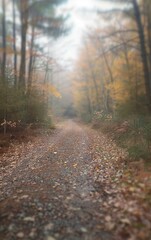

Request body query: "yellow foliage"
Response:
[34, 83, 61, 98]
[72, 21, 146, 116]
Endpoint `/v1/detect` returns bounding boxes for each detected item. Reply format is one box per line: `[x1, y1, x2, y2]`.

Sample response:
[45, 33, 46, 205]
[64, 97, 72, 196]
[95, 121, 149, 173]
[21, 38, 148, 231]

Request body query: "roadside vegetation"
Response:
[0, 0, 67, 150]
[72, 0, 151, 164]
[71, 1, 151, 219]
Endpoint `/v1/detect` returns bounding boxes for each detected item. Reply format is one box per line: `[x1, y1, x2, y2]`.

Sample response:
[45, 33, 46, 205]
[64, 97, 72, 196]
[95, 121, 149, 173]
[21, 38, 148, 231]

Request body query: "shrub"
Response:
[128, 145, 150, 160]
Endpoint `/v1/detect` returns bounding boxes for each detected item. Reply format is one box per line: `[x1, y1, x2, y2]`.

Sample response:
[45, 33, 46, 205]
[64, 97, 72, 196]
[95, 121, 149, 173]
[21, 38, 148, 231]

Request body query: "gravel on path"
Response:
[0, 120, 133, 240]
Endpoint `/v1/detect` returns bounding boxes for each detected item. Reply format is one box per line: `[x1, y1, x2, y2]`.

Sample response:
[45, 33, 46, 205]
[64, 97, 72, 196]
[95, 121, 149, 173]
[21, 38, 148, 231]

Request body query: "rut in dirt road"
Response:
[0, 120, 124, 240]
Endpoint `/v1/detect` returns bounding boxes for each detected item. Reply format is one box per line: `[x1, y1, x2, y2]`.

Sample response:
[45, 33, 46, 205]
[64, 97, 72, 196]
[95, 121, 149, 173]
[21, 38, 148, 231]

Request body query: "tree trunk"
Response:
[19, 0, 29, 89]
[132, 0, 151, 109]
[1, 0, 6, 82]
[84, 42, 100, 110]
[145, 0, 151, 87]
[12, 0, 17, 87]
[28, 24, 35, 92]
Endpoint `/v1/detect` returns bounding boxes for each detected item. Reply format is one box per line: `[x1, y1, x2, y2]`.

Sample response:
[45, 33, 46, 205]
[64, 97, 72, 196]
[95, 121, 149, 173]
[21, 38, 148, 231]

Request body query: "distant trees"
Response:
[0, 0, 67, 133]
[72, 0, 151, 121]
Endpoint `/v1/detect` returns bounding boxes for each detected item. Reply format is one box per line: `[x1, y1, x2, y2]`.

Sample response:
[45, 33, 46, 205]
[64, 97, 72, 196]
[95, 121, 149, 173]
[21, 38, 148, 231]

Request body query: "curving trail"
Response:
[0, 120, 127, 240]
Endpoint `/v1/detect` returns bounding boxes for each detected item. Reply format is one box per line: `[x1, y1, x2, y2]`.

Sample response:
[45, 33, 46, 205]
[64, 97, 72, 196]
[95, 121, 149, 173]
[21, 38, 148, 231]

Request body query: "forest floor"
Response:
[0, 120, 151, 240]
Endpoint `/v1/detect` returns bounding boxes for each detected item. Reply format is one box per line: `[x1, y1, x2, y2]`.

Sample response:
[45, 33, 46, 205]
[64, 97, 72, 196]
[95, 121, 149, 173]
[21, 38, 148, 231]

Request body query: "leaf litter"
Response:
[0, 120, 151, 240]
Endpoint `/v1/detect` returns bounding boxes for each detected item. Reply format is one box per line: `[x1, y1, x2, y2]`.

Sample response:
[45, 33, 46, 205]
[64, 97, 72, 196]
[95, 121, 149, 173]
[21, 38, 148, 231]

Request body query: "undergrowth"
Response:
[92, 112, 151, 162]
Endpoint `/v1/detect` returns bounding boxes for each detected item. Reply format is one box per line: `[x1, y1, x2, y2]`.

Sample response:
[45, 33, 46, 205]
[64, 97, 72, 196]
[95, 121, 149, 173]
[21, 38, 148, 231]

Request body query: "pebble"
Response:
[38, 207, 43, 211]
[66, 227, 73, 234]
[0, 226, 5, 232]
[29, 229, 36, 238]
[38, 212, 43, 217]
[48, 203, 52, 210]
[12, 195, 17, 199]
[8, 224, 15, 231]
[47, 236, 56, 240]
[80, 227, 88, 233]
[24, 216, 35, 222]
[20, 195, 29, 199]
[16, 232, 24, 238]
[44, 223, 54, 231]
[17, 190, 23, 193]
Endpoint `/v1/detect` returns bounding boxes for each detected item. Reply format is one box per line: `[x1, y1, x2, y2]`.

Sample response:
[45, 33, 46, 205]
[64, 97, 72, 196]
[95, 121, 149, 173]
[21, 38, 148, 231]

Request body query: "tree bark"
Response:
[1, 0, 6, 82]
[132, 0, 151, 109]
[19, 0, 29, 89]
[28, 24, 35, 92]
[144, 0, 151, 87]
[12, 0, 17, 87]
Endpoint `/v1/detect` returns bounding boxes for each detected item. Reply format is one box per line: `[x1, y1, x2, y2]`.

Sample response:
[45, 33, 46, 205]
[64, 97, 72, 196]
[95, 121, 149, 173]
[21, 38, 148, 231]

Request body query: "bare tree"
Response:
[1, 0, 6, 82]
[12, 0, 17, 86]
[132, 0, 151, 109]
[19, 0, 29, 88]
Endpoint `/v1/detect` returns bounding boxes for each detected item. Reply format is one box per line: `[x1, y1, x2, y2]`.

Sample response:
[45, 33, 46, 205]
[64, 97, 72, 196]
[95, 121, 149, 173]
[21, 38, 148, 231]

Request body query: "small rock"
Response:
[44, 223, 54, 231]
[47, 236, 56, 240]
[0, 226, 5, 232]
[66, 227, 73, 234]
[38, 213, 43, 217]
[54, 233, 59, 238]
[120, 218, 131, 225]
[24, 216, 35, 222]
[19, 213, 25, 218]
[38, 207, 43, 211]
[20, 195, 29, 199]
[8, 213, 14, 219]
[105, 215, 112, 222]
[29, 229, 36, 238]
[17, 232, 24, 238]
[47, 203, 52, 209]
[17, 190, 23, 193]
[12, 195, 17, 199]
[66, 195, 73, 200]
[80, 227, 87, 233]
[8, 224, 15, 231]
[106, 222, 115, 231]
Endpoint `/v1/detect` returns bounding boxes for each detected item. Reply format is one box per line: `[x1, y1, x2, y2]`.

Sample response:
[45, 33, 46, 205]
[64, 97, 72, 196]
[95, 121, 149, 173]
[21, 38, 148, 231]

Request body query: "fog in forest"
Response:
[0, 1, 151, 240]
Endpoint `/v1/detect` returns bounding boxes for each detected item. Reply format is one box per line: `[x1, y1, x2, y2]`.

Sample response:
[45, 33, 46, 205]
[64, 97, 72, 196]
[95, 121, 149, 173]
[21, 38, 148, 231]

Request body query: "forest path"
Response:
[0, 120, 135, 240]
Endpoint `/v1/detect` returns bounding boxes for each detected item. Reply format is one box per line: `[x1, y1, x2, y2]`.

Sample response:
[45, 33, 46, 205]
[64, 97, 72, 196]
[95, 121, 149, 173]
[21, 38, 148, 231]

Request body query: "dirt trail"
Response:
[0, 120, 146, 240]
